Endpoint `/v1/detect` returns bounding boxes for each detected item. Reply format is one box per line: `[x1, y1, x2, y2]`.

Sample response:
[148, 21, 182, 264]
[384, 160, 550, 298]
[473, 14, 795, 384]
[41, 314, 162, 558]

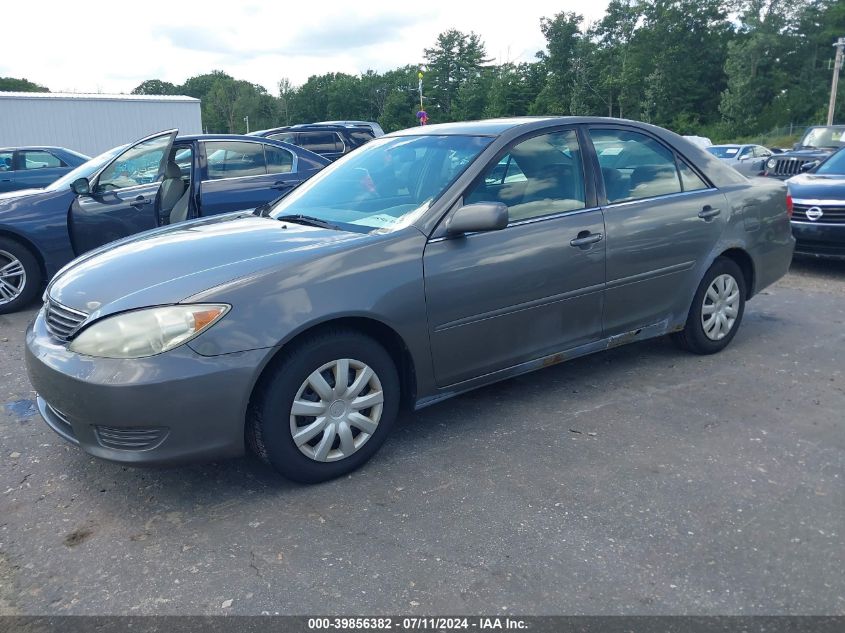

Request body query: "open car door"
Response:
[68, 130, 177, 255]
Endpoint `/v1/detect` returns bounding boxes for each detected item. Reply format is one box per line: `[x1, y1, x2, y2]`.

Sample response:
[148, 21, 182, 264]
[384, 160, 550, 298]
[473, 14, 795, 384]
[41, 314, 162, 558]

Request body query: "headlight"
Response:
[68, 304, 229, 358]
[766, 158, 776, 169]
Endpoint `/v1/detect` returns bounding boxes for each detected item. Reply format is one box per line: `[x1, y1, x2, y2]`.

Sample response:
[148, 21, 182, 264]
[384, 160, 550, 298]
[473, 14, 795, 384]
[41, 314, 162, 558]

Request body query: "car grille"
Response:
[770, 157, 813, 177]
[44, 299, 88, 341]
[94, 426, 168, 451]
[792, 203, 845, 225]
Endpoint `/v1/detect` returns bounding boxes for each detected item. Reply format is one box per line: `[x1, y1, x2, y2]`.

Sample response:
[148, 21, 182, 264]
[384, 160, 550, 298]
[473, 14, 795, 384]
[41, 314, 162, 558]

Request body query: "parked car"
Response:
[0, 130, 328, 313]
[785, 147, 845, 259]
[25, 117, 794, 483]
[682, 135, 712, 149]
[706, 144, 773, 176]
[316, 120, 386, 137]
[764, 125, 845, 178]
[250, 124, 375, 161]
[0, 146, 90, 193]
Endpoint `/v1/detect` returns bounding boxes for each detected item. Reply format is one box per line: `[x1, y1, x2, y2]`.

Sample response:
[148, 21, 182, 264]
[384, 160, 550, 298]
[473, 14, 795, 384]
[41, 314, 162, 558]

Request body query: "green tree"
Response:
[0, 77, 49, 92]
[424, 29, 490, 121]
[130, 79, 178, 95]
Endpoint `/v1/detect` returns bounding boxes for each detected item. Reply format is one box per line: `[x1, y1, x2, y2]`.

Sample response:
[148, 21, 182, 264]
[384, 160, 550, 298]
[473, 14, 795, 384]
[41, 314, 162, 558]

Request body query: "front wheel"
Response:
[673, 257, 746, 355]
[0, 237, 42, 315]
[247, 329, 400, 483]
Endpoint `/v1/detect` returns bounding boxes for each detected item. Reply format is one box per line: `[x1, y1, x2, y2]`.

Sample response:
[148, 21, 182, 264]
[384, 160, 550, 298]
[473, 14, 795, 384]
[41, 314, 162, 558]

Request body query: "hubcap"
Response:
[0, 250, 26, 306]
[290, 358, 384, 463]
[701, 273, 740, 341]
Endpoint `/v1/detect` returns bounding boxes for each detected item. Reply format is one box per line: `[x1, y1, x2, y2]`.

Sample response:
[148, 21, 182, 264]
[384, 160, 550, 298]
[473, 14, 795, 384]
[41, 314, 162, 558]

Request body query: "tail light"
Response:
[786, 193, 793, 218]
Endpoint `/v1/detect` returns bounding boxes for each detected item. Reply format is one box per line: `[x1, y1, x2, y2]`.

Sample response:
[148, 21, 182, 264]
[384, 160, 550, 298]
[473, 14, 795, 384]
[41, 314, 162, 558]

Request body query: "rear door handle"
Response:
[570, 231, 603, 248]
[698, 206, 721, 220]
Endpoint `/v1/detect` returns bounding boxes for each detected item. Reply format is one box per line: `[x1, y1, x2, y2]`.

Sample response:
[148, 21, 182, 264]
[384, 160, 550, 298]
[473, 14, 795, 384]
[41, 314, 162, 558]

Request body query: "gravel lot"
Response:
[1, 258, 843, 615]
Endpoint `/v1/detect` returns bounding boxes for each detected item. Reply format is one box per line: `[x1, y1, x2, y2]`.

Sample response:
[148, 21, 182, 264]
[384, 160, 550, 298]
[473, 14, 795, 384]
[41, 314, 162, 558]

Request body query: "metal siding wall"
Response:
[0, 97, 203, 156]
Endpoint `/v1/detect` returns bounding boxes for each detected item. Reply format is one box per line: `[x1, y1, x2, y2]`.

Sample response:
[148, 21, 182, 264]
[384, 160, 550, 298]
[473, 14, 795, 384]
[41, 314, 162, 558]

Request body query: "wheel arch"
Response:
[717, 247, 756, 299]
[248, 315, 419, 415]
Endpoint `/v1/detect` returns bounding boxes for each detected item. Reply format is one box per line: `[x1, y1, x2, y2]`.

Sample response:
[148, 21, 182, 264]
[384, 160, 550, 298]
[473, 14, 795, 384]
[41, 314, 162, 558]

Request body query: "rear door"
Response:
[423, 127, 606, 387]
[69, 130, 176, 255]
[198, 140, 300, 216]
[588, 126, 726, 336]
[13, 150, 69, 190]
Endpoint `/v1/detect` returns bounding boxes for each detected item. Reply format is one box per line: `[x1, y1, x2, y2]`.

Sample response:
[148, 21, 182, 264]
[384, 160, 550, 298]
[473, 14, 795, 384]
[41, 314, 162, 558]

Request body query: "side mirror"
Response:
[446, 202, 509, 234]
[800, 161, 819, 173]
[793, 143, 800, 151]
[70, 177, 90, 195]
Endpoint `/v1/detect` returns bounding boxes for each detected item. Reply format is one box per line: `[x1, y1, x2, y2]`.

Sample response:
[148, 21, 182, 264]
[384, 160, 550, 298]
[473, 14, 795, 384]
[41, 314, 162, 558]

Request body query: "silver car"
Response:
[25, 117, 795, 483]
[707, 144, 773, 176]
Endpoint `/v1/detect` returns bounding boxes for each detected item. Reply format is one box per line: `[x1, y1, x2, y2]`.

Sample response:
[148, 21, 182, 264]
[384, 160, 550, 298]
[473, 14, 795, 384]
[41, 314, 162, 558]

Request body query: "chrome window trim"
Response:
[603, 187, 720, 209]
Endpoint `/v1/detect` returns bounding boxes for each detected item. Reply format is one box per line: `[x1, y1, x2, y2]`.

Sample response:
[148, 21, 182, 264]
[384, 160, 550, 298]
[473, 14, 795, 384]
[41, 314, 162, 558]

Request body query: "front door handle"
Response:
[272, 181, 293, 191]
[570, 231, 603, 248]
[131, 196, 150, 208]
[698, 205, 721, 220]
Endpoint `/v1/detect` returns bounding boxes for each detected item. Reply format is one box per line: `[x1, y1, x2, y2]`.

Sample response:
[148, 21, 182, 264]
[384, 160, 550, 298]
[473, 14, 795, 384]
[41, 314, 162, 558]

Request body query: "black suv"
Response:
[249, 124, 375, 161]
[764, 125, 845, 179]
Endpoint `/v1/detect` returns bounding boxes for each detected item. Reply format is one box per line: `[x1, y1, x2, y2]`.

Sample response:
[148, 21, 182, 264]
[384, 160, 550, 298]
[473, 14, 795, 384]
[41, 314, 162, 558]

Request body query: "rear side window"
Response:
[265, 144, 294, 174]
[0, 152, 12, 171]
[20, 151, 65, 169]
[590, 129, 682, 203]
[298, 131, 344, 154]
[204, 141, 266, 180]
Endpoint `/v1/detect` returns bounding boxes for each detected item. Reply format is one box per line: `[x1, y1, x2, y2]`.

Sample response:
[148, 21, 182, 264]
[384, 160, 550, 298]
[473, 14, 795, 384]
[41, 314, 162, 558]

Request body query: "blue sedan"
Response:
[0, 130, 329, 313]
[0, 146, 90, 193]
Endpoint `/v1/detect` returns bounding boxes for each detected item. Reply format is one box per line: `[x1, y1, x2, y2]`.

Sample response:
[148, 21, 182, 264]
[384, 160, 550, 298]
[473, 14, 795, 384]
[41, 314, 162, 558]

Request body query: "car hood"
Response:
[47, 213, 367, 318]
[780, 148, 837, 160]
[0, 187, 47, 201]
[786, 173, 845, 199]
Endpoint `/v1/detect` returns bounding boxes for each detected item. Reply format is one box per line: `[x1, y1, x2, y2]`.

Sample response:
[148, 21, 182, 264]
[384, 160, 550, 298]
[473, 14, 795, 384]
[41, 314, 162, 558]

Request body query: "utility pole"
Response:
[243, 115, 250, 134]
[827, 37, 845, 126]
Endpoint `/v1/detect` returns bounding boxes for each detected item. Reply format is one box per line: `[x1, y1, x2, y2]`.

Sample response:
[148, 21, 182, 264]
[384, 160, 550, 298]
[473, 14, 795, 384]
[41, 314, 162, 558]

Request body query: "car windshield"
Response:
[45, 144, 127, 192]
[707, 146, 740, 158]
[815, 149, 845, 175]
[268, 135, 492, 232]
[798, 127, 845, 149]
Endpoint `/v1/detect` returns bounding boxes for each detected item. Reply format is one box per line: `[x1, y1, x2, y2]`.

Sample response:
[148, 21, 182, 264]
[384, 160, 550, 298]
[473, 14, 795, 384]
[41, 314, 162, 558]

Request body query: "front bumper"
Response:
[791, 221, 845, 260]
[25, 309, 268, 465]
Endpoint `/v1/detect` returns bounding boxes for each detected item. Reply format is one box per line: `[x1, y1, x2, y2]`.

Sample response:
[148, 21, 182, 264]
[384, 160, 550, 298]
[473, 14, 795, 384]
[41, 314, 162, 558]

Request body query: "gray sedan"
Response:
[707, 144, 773, 176]
[25, 117, 795, 483]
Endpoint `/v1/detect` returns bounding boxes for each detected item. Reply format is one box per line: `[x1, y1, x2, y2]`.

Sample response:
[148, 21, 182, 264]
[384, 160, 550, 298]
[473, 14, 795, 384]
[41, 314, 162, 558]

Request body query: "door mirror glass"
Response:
[447, 202, 509, 234]
[70, 177, 90, 195]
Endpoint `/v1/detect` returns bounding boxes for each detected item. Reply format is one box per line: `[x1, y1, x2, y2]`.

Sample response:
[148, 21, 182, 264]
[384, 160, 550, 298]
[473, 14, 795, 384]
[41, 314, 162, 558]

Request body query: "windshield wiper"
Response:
[276, 214, 342, 231]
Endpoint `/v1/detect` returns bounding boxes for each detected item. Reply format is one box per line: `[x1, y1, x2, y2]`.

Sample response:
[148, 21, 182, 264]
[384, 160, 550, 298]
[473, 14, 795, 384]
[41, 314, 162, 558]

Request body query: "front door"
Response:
[0, 151, 15, 192]
[588, 126, 726, 335]
[69, 130, 176, 255]
[423, 128, 606, 387]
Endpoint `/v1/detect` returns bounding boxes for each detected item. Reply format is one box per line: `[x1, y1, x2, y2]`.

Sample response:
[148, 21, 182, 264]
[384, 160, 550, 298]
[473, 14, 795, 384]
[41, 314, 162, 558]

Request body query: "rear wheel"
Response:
[673, 257, 746, 355]
[0, 237, 42, 315]
[247, 328, 400, 483]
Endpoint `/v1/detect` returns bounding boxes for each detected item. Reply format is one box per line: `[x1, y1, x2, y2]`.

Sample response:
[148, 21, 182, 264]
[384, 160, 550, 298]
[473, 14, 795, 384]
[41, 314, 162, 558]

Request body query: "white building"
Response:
[0, 92, 203, 156]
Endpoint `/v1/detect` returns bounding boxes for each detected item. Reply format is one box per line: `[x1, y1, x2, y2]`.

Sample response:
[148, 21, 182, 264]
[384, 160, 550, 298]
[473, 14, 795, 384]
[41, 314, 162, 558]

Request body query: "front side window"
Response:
[268, 132, 297, 144]
[816, 149, 845, 175]
[20, 151, 65, 169]
[204, 141, 266, 180]
[591, 129, 682, 203]
[269, 134, 492, 233]
[465, 130, 585, 222]
[97, 135, 171, 191]
[298, 131, 343, 154]
[265, 145, 294, 174]
[0, 152, 12, 172]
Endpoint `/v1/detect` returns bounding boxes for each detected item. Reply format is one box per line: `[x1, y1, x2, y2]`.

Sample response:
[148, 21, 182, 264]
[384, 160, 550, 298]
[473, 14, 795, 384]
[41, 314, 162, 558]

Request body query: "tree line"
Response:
[5, 0, 844, 141]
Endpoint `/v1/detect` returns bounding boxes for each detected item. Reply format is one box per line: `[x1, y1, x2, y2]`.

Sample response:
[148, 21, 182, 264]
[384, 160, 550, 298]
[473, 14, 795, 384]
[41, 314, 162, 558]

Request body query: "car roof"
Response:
[709, 144, 743, 149]
[0, 146, 78, 152]
[174, 133, 285, 142]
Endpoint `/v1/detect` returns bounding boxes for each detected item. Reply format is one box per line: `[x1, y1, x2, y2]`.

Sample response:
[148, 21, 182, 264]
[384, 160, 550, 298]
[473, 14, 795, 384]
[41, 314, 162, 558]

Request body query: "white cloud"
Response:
[5, 0, 609, 94]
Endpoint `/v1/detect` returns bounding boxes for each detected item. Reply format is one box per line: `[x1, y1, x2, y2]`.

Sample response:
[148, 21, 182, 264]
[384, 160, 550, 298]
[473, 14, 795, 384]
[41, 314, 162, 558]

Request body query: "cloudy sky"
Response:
[3, 0, 609, 95]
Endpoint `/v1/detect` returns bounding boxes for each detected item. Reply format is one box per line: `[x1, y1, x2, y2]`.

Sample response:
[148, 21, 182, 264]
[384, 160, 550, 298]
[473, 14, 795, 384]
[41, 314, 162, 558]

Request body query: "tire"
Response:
[247, 328, 400, 483]
[673, 257, 746, 355]
[0, 237, 42, 315]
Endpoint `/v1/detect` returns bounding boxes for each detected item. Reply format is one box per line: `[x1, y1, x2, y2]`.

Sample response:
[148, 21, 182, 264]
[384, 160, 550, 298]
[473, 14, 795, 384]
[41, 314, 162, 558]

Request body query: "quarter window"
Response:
[590, 129, 682, 203]
[20, 151, 65, 169]
[678, 161, 708, 192]
[465, 130, 586, 222]
[204, 141, 266, 180]
[265, 145, 294, 174]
